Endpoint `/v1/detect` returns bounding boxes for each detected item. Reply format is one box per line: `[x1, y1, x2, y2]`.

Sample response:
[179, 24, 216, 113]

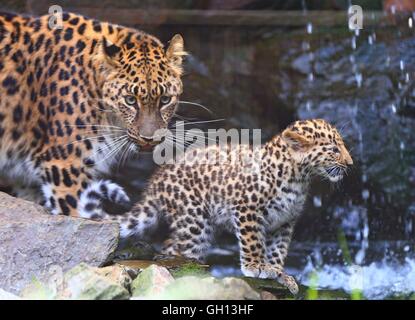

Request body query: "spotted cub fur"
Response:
[0, 12, 186, 217]
[94, 119, 353, 293]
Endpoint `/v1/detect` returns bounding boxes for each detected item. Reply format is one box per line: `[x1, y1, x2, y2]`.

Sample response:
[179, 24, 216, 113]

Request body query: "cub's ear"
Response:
[102, 37, 121, 65]
[166, 34, 187, 75]
[282, 128, 312, 151]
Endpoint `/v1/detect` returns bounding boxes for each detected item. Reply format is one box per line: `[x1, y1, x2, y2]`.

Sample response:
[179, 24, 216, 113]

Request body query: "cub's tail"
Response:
[103, 200, 161, 239]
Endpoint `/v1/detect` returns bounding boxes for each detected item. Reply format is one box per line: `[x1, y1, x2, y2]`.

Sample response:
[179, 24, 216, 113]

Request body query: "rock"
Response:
[21, 263, 130, 300]
[0, 192, 120, 295]
[0, 288, 21, 300]
[131, 264, 174, 298]
[95, 264, 132, 290]
[116, 256, 209, 270]
[260, 291, 278, 300]
[59, 263, 130, 300]
[242, 277, 297, 298]
[20, 279, 58, 300]
[146, 276, 260, 300]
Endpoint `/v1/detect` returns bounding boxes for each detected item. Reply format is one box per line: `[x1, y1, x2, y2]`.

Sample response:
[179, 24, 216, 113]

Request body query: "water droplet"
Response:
[354, 29, 360, 37]
[391, 104, 397, 113]
[308, 52, 314, 61]
[351, 36, 357, 50]
[405, 73, 410, 83]
[400, 60, 405, 71]
[362, 174, 367, 183]
[400, 142, 405, 150]
[306, 22, 313, 34]
[306, 101, 312, 111]
[404, 245, 410, 252]
[368, 35, 373, 45]
[313, 195, 322, 207]
[308, 73, 314, 82]
[386, 56, 391, 67]
[362, 189, 370, 200]
[409, 17, 413, 28]
[302, 41, 310, 51]
[355, 73, 363, 88]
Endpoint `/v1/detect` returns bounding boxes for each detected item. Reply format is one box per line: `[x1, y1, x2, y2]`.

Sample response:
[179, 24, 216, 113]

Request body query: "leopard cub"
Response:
[103, 119, 353, 294]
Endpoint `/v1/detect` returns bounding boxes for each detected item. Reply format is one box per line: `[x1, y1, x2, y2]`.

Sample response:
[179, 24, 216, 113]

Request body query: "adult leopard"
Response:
[0, 11, 186, 217]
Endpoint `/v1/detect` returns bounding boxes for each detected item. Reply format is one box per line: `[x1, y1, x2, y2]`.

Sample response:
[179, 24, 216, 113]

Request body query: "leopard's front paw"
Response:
[100, 180, 130, 206]
[79, 180, 130, 218]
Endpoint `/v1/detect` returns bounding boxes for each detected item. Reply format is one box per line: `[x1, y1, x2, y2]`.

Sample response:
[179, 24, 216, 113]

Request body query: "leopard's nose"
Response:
[139, 135, 154, 143]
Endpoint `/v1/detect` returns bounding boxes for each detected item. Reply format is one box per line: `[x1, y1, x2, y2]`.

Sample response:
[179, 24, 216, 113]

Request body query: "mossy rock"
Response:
[116, 256, 209, 275]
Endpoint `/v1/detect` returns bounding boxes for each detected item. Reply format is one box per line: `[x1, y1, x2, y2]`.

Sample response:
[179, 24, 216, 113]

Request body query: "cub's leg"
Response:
[234, 206, 298, 294]
[265, 221, 297, 292]
[266, 221, 296, 267]
[161, 205, 213, 262]
[40, 160, 129, 217]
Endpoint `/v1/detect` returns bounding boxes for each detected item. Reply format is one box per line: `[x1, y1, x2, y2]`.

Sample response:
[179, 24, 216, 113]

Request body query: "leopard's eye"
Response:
[124, 95, 137, 106]
[160, 95, 172, 106]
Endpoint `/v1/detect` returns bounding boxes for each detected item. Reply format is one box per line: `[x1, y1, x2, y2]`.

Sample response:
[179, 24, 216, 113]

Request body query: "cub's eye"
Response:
[332, 146, 340, 154]
[124, 95, 137, 106]
[160, 95, 172, 106]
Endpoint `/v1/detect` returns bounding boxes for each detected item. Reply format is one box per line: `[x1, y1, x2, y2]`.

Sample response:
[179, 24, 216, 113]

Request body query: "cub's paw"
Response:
[241, 262, 298, 295]
[241, 262, 282, 278]
[277, 272, 299, 295]
[241, 262, 262, 278]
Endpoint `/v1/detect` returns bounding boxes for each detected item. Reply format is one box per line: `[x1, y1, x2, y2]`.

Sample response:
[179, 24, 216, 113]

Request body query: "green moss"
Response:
[170, 262, 210, 278]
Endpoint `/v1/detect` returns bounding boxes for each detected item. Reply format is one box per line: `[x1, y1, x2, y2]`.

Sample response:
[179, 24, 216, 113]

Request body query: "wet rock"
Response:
[0, 192, 119, 295]
[0, 288, 21, 300]
[131, 264, 174, 298]
[149, 276, 260, 300]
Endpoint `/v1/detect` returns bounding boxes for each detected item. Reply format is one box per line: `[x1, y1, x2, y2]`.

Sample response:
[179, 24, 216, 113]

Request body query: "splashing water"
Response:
[307, 23, 313, 34]
[299, 257, 415, 299]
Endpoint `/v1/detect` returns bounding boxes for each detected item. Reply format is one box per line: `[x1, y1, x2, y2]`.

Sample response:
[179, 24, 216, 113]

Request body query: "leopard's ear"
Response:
[166, 34, 186, 75]
[282, 128, 312, 151]
[102, 37, 122, 66]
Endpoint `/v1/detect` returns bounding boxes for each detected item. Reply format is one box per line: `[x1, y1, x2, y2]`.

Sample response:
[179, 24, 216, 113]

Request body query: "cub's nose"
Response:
[341, 146, 353, 166]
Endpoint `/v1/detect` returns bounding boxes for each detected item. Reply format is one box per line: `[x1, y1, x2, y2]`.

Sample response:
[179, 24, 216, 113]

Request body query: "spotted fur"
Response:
[96, 119, 353, 294]
[0, 12, 186, 216]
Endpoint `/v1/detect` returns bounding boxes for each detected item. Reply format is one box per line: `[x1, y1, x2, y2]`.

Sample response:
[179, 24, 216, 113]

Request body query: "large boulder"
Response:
[0, 192, 120, 295]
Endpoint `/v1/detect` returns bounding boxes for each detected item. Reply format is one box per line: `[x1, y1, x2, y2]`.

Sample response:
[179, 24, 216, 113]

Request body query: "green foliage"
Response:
[170, 262, 210, 278]
[306, 271, 319, 300]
